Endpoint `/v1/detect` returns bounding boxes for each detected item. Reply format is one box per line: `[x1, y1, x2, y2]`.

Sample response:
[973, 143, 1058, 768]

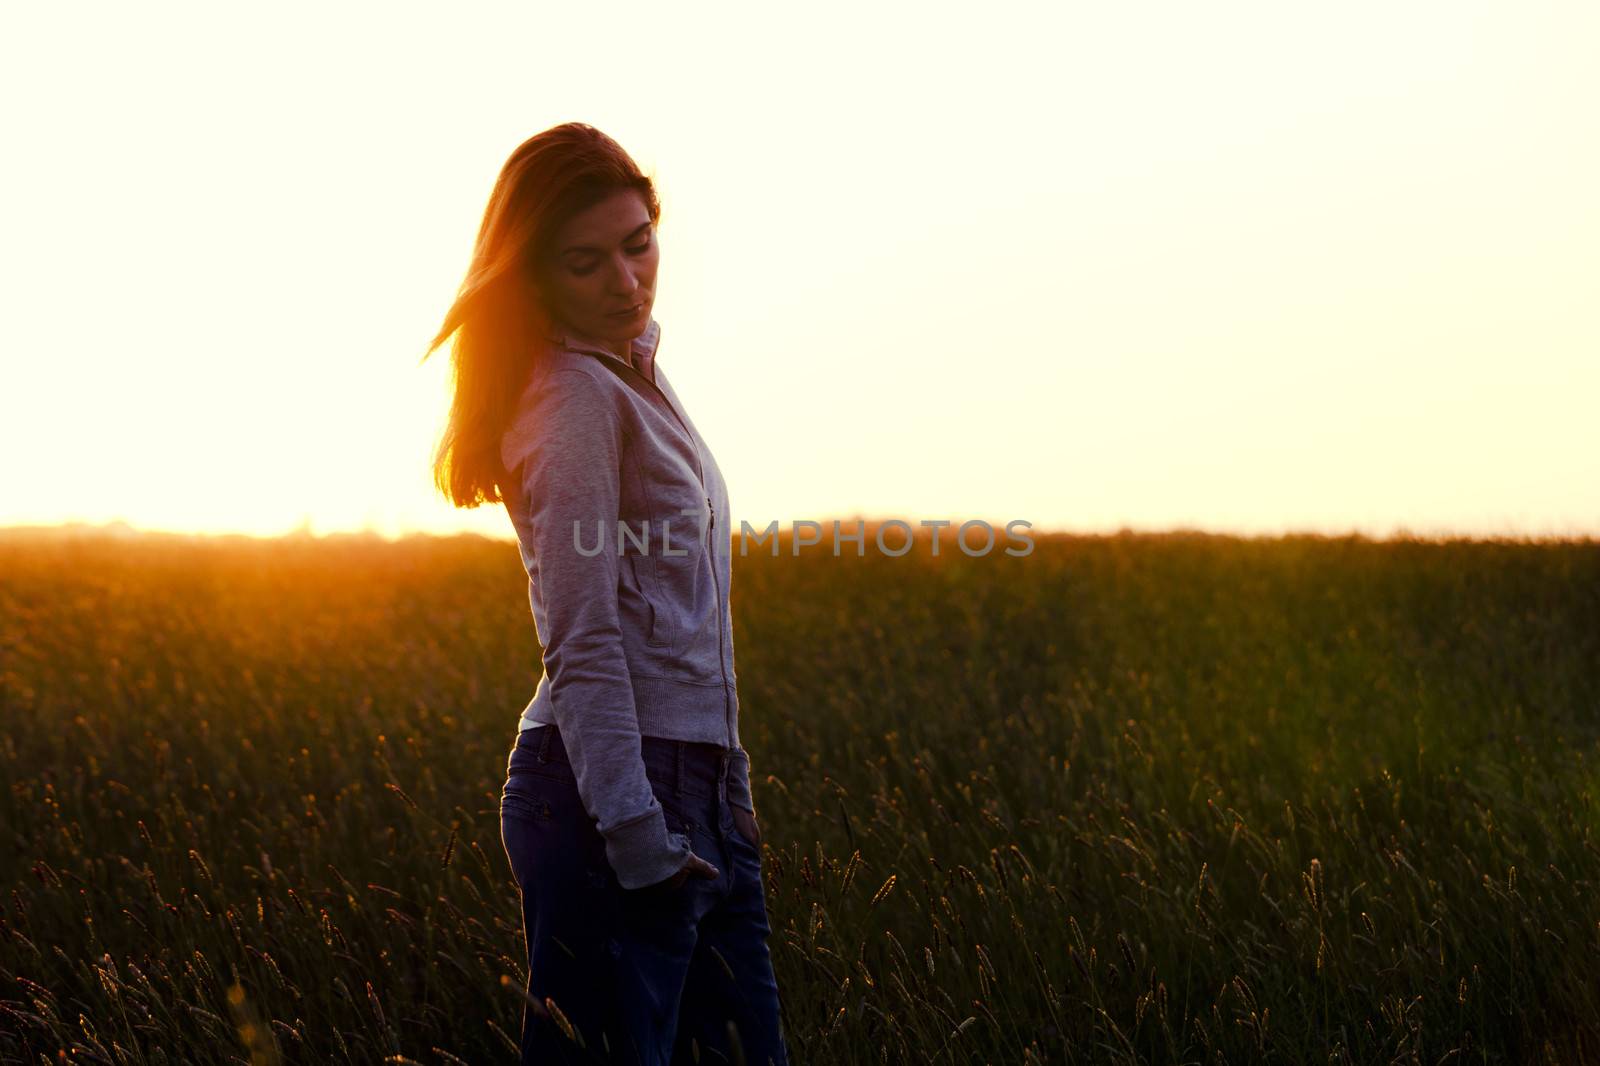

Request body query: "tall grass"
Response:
[2, 527, 1596, 1063]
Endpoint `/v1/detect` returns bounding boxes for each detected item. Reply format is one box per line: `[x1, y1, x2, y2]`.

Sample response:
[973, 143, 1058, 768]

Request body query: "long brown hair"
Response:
[421, 122, 662, 508]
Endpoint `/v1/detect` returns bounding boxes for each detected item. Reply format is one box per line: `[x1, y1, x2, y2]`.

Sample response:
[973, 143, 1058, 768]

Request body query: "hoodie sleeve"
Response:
[507, 368, 694, 890]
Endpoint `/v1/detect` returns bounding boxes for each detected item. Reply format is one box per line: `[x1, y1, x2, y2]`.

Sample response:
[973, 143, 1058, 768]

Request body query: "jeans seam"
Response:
[507, 765, 576, 786]
[499, 793, 548, 821]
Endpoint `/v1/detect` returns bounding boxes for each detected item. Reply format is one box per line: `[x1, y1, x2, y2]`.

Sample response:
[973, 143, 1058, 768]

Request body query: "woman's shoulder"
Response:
[500, 355, 627, 472]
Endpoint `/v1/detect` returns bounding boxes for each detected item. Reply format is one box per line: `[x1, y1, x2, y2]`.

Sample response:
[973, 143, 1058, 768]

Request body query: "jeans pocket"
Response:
[500, 793, 548, 826]
[501, 769, 586, 827]
[658, 796, 696, 837]
[730, 805, 762, 851]
[501, 772, 612, 899]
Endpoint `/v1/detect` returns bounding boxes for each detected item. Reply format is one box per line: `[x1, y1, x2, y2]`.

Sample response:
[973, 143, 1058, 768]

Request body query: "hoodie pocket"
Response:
[624, 553, 674, 653]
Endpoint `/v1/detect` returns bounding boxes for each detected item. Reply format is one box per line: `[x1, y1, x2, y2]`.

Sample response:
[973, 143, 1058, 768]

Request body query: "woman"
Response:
[424, 123, 789, 1065]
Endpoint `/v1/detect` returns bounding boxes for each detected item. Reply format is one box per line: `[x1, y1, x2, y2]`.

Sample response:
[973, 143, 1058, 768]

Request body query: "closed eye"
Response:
[569, 237, 654, 277]
[569, 236, 656, 275]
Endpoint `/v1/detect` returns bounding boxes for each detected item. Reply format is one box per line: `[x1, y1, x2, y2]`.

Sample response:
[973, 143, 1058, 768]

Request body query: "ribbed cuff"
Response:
[725, 746, 755, 813]
[603, 804, 694, 890]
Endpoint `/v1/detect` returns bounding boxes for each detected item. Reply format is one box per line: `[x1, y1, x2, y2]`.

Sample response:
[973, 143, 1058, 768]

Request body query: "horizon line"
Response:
[3, 517, 1597, 547]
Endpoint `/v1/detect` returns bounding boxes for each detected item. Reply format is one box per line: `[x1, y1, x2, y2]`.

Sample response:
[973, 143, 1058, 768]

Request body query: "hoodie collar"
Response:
[547, 315, 662, 382]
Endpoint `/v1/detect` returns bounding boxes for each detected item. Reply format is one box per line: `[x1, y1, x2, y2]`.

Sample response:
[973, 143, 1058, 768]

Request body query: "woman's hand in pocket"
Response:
[655, 850, 719, 891]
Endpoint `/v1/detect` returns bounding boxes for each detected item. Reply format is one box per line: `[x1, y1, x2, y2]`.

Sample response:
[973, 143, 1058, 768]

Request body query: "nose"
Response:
[607, 254, 642, 294]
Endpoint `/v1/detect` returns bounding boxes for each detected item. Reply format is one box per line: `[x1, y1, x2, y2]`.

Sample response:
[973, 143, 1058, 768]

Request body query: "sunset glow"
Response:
[4, 1, 1596, 540]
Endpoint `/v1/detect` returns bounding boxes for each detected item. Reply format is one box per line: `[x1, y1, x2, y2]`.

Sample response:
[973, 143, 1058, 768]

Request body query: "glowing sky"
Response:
[3, 1, 1596, 540]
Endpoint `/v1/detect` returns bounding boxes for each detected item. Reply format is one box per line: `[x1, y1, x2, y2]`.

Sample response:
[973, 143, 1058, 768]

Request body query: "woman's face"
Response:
[538, 188, 659, 351]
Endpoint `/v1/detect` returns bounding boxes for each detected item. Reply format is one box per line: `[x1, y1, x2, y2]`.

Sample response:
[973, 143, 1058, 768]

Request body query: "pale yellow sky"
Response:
[3, 1, 1596, 540]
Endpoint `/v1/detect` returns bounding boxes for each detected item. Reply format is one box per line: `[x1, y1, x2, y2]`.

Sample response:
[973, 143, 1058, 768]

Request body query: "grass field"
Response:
[2, 526, 1597, 1064]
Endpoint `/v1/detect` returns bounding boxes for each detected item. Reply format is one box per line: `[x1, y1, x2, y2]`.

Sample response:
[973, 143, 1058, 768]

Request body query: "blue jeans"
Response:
[499, 724, 790, 1065]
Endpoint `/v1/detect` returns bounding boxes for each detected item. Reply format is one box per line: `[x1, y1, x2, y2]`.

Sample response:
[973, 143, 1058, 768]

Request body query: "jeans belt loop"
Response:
[674, 739, 685, 800]
[536, 724, 552, 764]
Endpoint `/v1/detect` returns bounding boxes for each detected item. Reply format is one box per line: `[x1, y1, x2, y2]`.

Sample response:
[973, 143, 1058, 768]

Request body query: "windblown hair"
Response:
[422, 122, 661, 508]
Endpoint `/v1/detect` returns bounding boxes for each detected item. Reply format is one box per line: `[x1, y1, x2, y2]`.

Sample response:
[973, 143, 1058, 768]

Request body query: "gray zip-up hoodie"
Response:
[499, 314, 752, 890]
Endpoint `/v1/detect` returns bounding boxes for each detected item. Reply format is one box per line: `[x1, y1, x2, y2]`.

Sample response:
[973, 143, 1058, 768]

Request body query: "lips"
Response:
[608, 302, 644, 318]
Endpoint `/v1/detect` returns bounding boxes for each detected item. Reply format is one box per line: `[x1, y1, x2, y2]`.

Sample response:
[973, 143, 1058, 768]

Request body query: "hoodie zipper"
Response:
[708, 494, 723, 632]
[565, 340, 732, 724]
[708, 494, 732, 741]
